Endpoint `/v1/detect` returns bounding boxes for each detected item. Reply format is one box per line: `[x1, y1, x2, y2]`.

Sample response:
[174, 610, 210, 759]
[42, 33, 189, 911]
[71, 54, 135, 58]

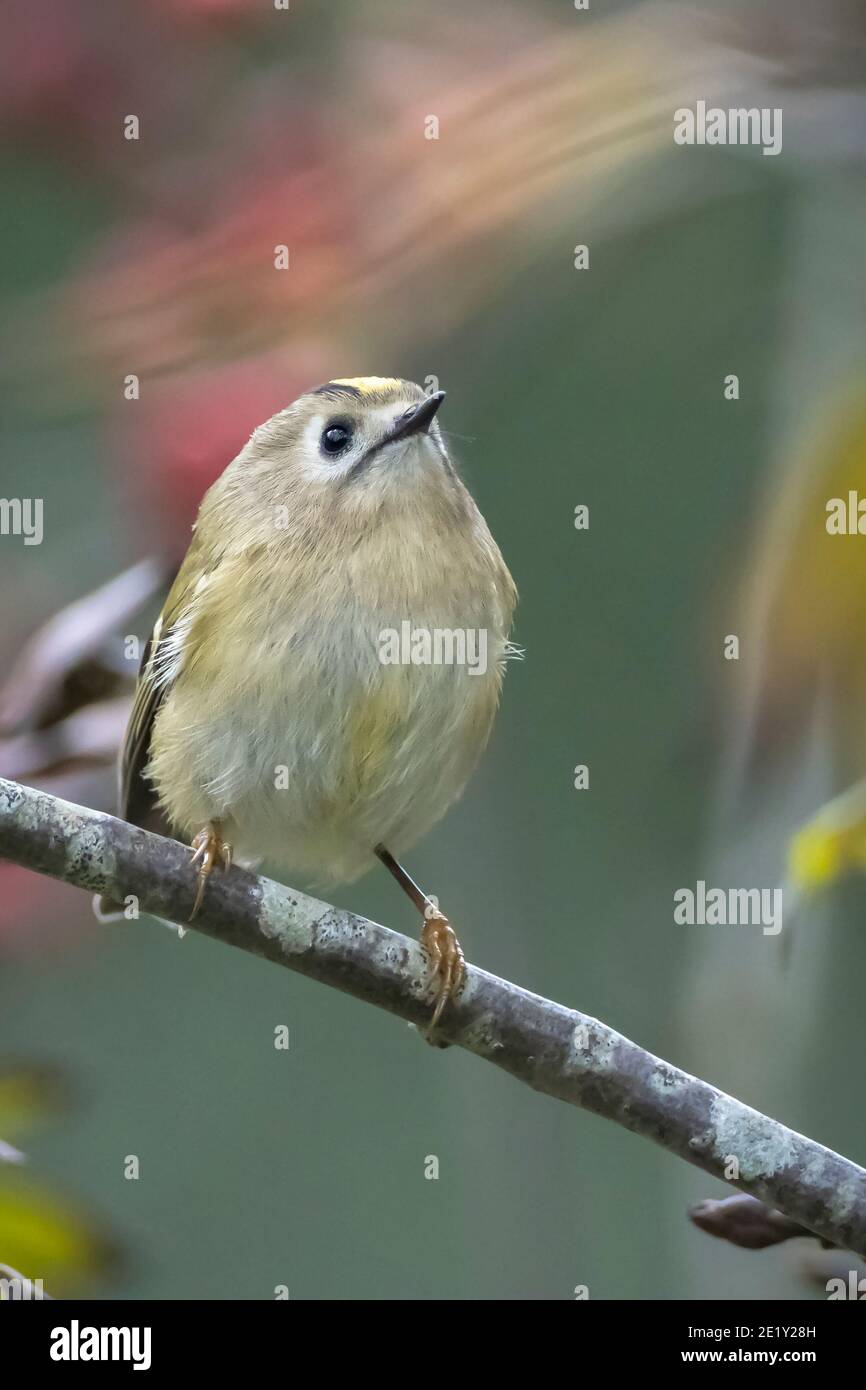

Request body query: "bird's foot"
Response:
[420, 903, 466, 1030]
[188, 823, 232, 920]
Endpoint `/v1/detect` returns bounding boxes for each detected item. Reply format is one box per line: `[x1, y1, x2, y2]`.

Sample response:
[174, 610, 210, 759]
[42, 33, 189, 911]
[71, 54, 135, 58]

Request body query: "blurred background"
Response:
[2, 0, 866, 1300]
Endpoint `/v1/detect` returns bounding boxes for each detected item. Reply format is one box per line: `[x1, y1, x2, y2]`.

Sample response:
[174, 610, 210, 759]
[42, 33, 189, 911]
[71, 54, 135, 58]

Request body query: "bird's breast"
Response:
[151, 529, 513, 879]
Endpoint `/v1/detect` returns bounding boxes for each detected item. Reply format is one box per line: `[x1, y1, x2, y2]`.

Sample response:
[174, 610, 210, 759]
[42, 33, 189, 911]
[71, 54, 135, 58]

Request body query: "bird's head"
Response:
[249, 375, 453, 504]
[200, 375, 474, 556]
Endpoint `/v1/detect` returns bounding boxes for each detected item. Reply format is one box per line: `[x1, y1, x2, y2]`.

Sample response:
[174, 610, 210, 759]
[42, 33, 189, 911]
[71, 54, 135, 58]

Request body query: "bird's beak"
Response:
[346, 390, 447, 481]
[387, 390, 446, 443]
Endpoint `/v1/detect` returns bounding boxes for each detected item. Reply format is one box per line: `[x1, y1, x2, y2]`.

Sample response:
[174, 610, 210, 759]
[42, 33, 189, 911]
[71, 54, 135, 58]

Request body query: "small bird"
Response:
[109, 377, 516, 1024]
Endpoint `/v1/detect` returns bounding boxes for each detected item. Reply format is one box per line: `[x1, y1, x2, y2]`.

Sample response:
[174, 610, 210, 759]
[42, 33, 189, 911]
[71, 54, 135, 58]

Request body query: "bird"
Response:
[106, 376, 517, 1025]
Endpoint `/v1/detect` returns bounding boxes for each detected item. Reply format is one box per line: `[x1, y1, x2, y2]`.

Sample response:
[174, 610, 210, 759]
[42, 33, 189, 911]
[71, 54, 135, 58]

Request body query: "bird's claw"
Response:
[188, 824, 232, 919]
[420, 905, 466, 1030]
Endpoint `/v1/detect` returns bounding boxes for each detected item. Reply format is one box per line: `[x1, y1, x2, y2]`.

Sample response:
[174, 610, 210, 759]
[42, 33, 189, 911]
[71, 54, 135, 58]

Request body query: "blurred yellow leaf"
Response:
[0, 1063, 118, 1293]
[788, 779, 866, 893]
[0, 1175, 116, 1291]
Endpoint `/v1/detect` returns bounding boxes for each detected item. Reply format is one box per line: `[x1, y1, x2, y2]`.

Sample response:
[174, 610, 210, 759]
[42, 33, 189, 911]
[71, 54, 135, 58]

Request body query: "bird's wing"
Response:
[118, 532, 213, 830]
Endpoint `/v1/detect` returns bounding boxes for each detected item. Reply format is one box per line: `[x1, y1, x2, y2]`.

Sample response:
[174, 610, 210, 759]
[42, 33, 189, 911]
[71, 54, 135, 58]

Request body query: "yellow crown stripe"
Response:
[330, 377, 405, 396]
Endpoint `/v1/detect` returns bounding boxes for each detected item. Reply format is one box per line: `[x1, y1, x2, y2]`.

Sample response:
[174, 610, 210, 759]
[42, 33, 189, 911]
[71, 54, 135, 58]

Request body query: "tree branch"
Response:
[2, 774, 865, 1256]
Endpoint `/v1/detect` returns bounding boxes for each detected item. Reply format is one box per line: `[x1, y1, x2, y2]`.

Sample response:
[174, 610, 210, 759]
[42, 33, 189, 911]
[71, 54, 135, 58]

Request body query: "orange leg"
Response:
[375, 845, 466, 1028]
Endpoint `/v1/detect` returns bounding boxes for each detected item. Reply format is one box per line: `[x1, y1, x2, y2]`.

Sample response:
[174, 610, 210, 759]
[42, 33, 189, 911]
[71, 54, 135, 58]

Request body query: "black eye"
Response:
[320, 419, 354, 456]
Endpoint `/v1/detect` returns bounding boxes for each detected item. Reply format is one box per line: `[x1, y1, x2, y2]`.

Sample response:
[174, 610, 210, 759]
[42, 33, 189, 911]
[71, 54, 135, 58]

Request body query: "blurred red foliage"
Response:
[0, 864, 96, 954]
[112, 352, 333, 554]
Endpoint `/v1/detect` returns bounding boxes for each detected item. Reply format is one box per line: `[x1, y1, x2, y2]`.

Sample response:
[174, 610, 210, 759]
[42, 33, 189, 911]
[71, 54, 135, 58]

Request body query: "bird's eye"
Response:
[320, 419, 354, 456]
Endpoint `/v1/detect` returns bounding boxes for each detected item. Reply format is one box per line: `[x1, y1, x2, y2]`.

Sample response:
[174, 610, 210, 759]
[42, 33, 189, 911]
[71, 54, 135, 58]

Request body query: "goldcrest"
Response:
[111, 376, 517, 1023]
